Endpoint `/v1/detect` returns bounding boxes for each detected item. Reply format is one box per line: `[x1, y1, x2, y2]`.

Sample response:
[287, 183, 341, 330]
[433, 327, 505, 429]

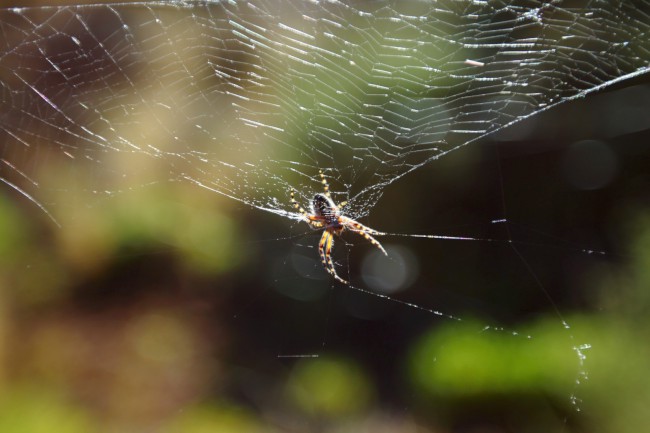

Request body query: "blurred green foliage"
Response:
[0, 386, 95, 433]
[165, 403, 267, 433]
[409, 319, 579, 398]
[0, 159, 647, 430]
[286, 356, 374, 418]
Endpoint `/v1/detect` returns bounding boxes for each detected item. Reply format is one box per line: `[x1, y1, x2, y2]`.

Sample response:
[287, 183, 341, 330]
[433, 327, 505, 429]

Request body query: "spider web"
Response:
[1, 0, 648, 224]
[0, 0, 648, 420]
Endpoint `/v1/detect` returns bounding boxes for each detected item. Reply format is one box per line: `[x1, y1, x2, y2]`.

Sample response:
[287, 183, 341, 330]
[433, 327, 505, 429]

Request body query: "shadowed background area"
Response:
[0, 1, 649, 432]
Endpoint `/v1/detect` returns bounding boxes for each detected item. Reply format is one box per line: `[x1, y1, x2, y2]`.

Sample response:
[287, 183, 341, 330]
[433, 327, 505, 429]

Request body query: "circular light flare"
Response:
[361, 244, 419, 294]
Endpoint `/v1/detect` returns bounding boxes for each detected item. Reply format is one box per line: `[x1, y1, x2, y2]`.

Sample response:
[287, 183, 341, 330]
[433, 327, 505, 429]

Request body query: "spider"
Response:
[290, 170, 387, 283]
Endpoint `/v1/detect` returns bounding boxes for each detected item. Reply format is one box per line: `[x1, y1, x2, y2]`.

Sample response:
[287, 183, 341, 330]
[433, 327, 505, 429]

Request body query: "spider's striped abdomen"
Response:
[312, 193, 341, 228]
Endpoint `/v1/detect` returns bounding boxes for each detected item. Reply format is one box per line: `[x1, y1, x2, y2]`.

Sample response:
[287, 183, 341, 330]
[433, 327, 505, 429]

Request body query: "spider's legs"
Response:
[319, 229, 347, 284]
[290, 188, 308, 218]
[319, 170, 331, 198]
[340, 216, 388, 256]
[290, 188, 325, 229]
[318, 170, 349, 211]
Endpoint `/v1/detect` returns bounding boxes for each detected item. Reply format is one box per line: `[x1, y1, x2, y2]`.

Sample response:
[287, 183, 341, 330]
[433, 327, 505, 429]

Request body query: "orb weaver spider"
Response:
[290, 170, 387, 283]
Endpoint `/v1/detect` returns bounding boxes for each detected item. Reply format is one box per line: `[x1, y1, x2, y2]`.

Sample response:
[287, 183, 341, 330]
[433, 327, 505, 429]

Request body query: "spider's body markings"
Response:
[290, 170, 387, 283]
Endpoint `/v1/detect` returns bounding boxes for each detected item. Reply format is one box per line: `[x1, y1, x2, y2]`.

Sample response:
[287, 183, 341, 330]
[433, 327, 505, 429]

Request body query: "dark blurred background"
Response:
[1, 2, 649, 433]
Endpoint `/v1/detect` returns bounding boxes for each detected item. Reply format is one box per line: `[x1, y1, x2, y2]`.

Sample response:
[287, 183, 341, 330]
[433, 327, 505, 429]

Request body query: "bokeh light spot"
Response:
[361, 244, 419, 294]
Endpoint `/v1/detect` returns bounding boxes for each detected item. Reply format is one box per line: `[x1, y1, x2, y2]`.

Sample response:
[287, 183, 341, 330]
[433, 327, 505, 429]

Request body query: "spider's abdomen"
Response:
[312, 193, 340, 227]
